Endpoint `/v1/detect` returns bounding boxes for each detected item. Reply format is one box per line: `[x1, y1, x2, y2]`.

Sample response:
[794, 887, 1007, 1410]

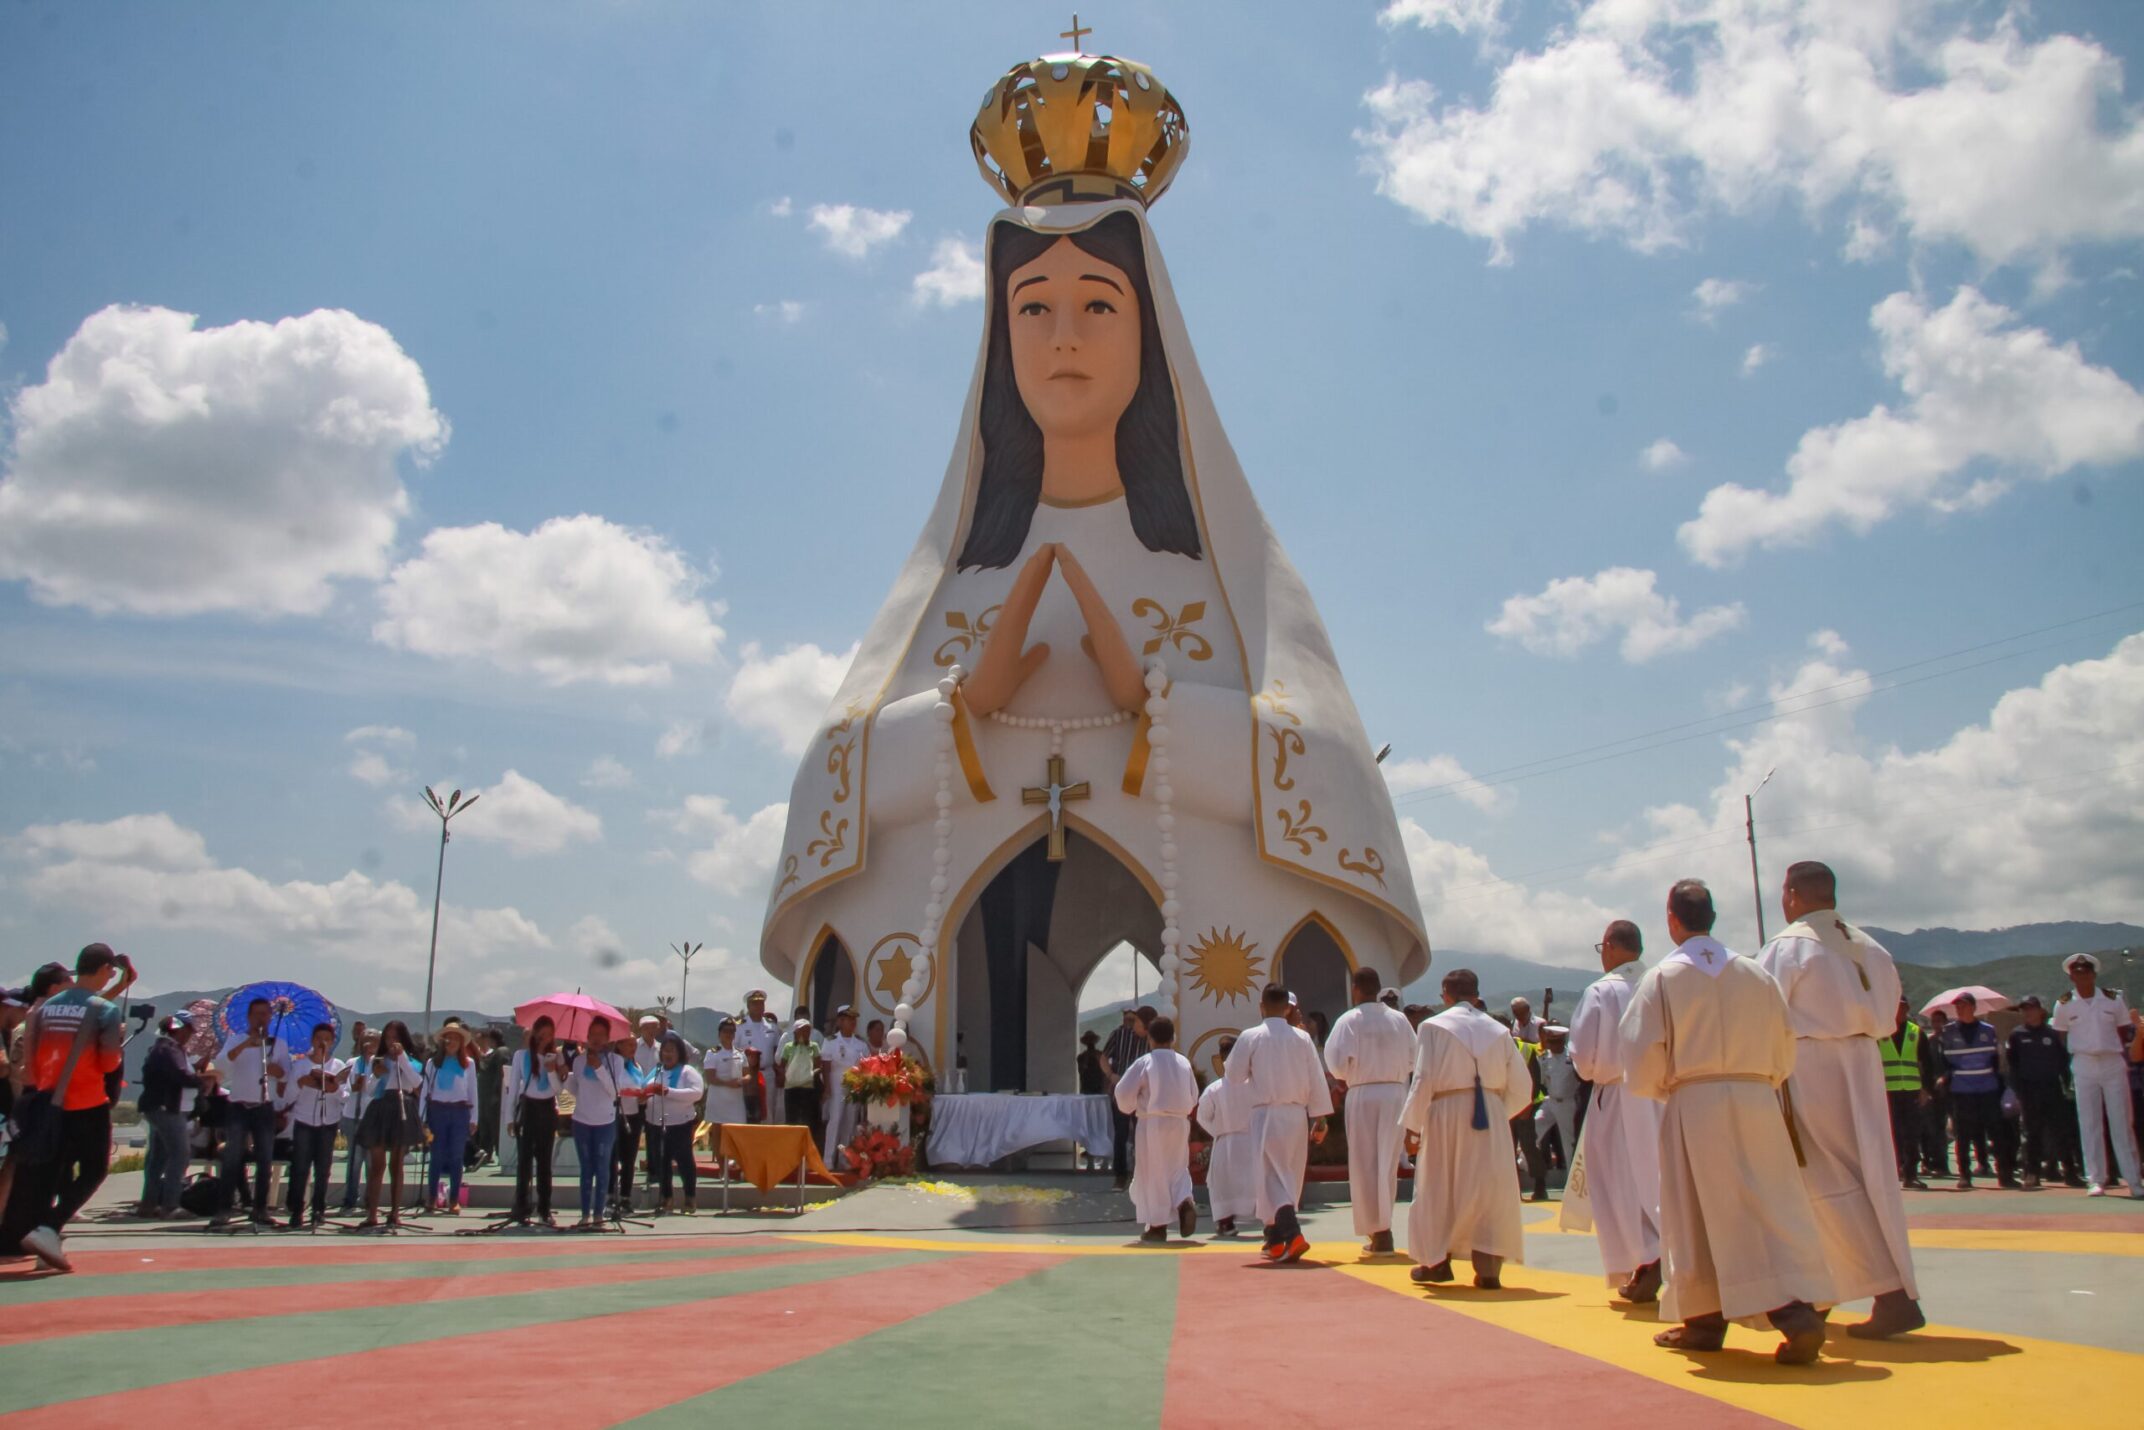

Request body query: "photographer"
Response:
[641, 1033, 704, 1214]
[1, 944, 131, 1272]
[137, 1012, 203, 1219]
[562, 1016, 629, 1229]
[505, 1016, 563, 1224]
[285, 1021, 346, 1229]
[212, 996, 291, 1227]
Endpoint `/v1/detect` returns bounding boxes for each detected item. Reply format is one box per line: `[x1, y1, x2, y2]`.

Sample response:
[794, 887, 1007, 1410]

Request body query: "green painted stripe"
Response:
[0, 1242, 780, 1306]
[0, 1250, 935, 1414]
[626, 1254, 1178, 1429]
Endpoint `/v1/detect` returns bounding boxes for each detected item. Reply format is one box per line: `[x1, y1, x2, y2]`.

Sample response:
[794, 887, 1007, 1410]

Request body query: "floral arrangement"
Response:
[844, 1126, 916, 1180]
[841, 1051, 935, 1108]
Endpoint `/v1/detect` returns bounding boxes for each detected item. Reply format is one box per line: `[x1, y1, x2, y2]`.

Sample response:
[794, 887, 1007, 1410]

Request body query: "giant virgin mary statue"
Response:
[760, 48, 1430, 1092]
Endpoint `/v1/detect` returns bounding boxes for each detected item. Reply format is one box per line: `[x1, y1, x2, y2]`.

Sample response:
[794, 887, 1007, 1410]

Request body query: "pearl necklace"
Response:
[985, 705, 1137, 756]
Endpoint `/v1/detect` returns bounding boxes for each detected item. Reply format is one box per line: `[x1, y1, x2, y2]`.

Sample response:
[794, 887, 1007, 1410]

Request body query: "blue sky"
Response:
[4, 0, 2143, 1014]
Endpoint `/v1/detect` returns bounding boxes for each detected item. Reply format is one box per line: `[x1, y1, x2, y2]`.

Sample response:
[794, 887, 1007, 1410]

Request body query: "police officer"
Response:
[2052, 953, 2143, 1198]
[1880, 997, 1931, 1190]
[2006, 995, 2082, 1189]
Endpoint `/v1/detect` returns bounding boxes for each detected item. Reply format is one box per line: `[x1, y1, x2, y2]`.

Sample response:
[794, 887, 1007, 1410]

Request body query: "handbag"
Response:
[10, 1003, 100, 1166]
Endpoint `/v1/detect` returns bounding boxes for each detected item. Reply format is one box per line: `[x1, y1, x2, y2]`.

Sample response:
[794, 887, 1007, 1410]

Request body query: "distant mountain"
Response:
[1862, 923, 2144, 967]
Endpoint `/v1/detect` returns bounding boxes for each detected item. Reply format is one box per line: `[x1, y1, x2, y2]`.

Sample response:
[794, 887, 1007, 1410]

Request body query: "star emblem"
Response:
[875, 948, 914, 998]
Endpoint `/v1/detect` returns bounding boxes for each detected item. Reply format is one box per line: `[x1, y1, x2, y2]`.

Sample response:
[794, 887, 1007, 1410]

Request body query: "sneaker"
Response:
[20, 1226, 70, 1273]
[1955, 1176, 1973, 1191]
[2021, 1174, 2041, 1190]
[2087, 1184, 2107, 1197]
[1282, 1233, 1311, 1263]
[1903, 1176, 1929, 1191]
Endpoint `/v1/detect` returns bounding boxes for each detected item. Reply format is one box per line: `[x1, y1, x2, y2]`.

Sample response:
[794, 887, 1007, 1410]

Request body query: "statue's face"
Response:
[1007, 237, 1141, 447]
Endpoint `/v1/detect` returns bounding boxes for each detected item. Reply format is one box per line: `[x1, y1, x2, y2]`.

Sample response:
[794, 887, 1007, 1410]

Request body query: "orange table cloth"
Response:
[714, 1123, 835, 1192]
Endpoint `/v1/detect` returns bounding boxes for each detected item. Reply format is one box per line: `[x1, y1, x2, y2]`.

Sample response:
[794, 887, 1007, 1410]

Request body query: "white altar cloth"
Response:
[926, 1093, 1114, 1167]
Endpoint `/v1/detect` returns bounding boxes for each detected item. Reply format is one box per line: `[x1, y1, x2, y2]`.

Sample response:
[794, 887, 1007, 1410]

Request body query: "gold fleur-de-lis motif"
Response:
[1132, 597, 1212, 661]
[806, 810, 849, 867]
[825, 701, 863, 804]
[1254, 680, 1301, 727]
[1275, 800, 1328, 856]
[1268, 724, 1305, 791]
[777, 854, 801, 892]
[1338, 847, 1387, 888]
[934, 604, 1002, 667]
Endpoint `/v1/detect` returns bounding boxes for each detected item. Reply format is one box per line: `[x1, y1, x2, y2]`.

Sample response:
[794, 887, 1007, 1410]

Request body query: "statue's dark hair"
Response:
[956, 211, 1202, 570]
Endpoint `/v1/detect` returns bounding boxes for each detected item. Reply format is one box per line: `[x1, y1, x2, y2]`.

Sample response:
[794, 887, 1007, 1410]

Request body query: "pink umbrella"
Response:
[1922, 985, 2011, 1018]
[516, 992, 630, 1045]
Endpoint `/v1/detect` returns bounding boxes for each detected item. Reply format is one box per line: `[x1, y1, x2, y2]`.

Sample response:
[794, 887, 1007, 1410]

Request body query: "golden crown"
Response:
[970, 50, 1189, 208]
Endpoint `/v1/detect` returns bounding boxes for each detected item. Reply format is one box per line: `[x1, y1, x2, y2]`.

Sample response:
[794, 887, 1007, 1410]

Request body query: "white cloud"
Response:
[1680, 287, 2144, 566]
[1358, 4, 2144, 270]
[391, 770, 601, 857]
[580, 754, 635, 790]
[1487, 566, 1746, 663]
[1401, 818, 1618, 966]
[373, 514, 724, 686]
[0, 305, 444, 616]
[912, 238, 986, 307]
[347, 750, 406, 788]
[1692, 277, 1756, 321]
[657, 796, 788, 897]
[1380, 0, 1506, 39]
[1640, 437, 1687, 471]
[568, 913, 623, 958]
[806, 203, 911, 259]
[725, 641, 857, 755]
[1741, 342, 1772, 376]
[344, 725, 415, 747]
[11, 812, 548, 972]
[754, 301, 805, 324]
[656, 719, 710, 761]
[1620, 630, 2144, 932]
[768, 196, 794, 218]
[1383, 754, 1507, 813]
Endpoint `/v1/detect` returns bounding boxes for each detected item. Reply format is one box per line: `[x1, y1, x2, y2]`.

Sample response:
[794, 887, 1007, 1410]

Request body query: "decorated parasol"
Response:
[1922, 985, 2011, 1018]
[515, 991, 630, 1045]
[216, 980, 339, 1050]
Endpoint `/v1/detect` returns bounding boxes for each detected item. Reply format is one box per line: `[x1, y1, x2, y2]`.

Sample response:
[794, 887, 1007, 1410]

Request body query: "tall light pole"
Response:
[1745, 766, 1776, 946]
[420, 785, 479, 1036]
[671, 940, 704, 1011]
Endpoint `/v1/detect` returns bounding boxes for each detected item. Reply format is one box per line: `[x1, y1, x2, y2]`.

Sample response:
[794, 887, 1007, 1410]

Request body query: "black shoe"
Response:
[1215, 1217, 1236, 1237]
[1999, 1176, 2023, 1190]
[1903, 1176, 1929, 1191]
[1139, 1226, 1168, 1244]
[1178, 1199, 1197, 1238]
[1368, 1230, 1395, 1255]
[1411, 1259, 1454, 1284]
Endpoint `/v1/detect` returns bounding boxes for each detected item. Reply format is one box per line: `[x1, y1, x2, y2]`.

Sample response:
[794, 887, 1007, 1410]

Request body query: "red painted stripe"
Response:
[8, 1252, 1061, 1429]
[0, 1245, 868, 1347]
[0, 1232, 783, 1280]
[1160, 1259, 1783, 1430]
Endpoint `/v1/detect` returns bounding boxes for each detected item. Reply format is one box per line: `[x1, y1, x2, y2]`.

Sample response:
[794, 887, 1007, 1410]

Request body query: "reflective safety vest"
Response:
[1880, 1021, 1922, 1093]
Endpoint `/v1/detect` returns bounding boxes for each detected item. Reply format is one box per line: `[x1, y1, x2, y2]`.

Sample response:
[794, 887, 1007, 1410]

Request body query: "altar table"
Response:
[926, 1093, 1114, 1168]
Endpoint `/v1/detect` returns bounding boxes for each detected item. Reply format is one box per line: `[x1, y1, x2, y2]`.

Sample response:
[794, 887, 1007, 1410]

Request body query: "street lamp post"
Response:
[672, 940, 704, 1012]
[1744, 766, 1776, 946]
[419, 786, 480, 1037]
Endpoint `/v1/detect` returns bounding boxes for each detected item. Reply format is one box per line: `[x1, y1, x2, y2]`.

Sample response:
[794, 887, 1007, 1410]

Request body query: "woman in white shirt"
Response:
[642, 1034, 706, 1214]
[284, 1021, 346, 1230]
[356, 1020, 425, 1231]
[504, 1016, 564, 1225]
[563, 1015, 629, 1228]
[420, 1020, 481, 1214]
[702, 1019, 750, 1128]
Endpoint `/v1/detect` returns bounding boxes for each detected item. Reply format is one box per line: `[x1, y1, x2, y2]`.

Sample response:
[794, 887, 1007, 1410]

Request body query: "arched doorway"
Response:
[800, 927, 856, 1029]
[1275, 912, 1353, 1038]
[952, 822, 1161, 1093]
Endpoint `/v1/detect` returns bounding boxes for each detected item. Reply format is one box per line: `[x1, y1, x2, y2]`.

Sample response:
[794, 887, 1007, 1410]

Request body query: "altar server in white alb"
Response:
[1196, 1035, 1254, 1237]
[820, 1006, 873, 1169]
[1566, 919, 1661, 1304]
[1755, 861, 1926, 1339]
[1114, 1016, 1200, 1242]
[1226, 984, 1333, 1263]
[1323, 964, 1416, 1255]
[1620, 879, 1834, 1365]
[2053, 952, 2143, 1198]
[1397, 968, 1532, 1289]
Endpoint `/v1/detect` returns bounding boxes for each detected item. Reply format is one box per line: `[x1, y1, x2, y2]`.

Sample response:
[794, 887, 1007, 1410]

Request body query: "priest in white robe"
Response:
[1196, 1036, 1255, 1237]
[1324, 964, 1417, 1256]
[1115, 1016, 1201, 1241]
[1396, 968, 1532, 1288]
[1755, 860, 1924, 1339]
[1567, 919, 1662, 1303]
[1225, 984, 1333, 1262]
[1619, 879, 1834, 1366]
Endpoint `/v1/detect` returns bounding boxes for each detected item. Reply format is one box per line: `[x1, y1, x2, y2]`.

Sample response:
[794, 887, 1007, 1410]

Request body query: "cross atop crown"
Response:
[1060, 13, 1092, 52]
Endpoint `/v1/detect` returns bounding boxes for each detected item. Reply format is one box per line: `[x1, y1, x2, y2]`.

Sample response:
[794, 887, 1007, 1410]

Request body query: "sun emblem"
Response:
[1185, 926, 1263, 1005]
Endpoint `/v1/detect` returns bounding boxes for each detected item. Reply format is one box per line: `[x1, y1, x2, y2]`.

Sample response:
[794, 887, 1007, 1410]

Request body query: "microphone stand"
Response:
[305, 1042, 356, 1234]
[601, 1055, 653, 1234]
[210, 1013, 276, 1236]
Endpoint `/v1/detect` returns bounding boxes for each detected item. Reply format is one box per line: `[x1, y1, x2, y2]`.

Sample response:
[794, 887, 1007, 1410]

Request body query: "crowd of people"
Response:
[0, 958, 909, 1272]
[1108, 859, 2143, 1368]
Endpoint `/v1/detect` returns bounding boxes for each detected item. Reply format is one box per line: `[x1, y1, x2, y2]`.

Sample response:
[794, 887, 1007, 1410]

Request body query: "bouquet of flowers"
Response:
[841, 1051, 935, 1108]
[844, 1125, 916, 1180]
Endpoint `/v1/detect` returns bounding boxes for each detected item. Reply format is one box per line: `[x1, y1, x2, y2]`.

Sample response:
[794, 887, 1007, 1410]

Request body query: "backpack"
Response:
[178, 1171, 223, 1216]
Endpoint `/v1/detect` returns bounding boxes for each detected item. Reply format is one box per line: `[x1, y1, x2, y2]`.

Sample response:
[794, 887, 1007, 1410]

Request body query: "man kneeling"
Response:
[1115, 1017, 1199, 1242]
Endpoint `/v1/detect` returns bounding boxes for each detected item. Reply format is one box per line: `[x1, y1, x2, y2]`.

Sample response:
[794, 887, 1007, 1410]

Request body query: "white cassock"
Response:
[1619, 937, 1835, 1325]
[1115, 1049, 1199, 1228]
[1225, 1016, 1334, 1222]
[1567, 962, 1661, 1285]
[1396, 1004, 1531, 1267]
[1324, 1001, 1416, 1237]
[1756, 916, 1919, 1303]
[821, 1034, 872, 1167]
[1196, 1075, 1256, 1223]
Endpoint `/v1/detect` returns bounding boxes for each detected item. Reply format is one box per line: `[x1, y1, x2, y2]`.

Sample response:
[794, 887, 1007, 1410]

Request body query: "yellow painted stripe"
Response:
[785, 1231, 1241, 1257]
[1527, 1213, 2144, 1259]
[1333, 1249, 2142, 1427]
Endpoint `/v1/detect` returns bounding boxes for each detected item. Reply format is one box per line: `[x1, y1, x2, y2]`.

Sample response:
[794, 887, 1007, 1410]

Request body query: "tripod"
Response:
[596, 1106, 654, 1233]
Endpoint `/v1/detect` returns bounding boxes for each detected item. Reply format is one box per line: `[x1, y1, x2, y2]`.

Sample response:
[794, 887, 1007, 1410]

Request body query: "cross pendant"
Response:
[1021, 753, 1091, 861]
